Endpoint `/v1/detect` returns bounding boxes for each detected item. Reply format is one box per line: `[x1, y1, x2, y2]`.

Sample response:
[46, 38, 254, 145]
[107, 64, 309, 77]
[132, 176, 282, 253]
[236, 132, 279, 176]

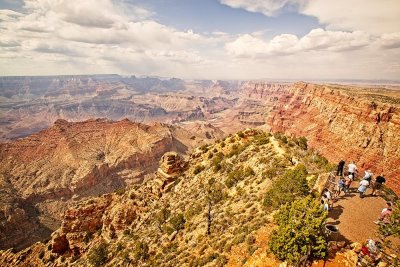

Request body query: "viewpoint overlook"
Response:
[0, 76, 399, 266]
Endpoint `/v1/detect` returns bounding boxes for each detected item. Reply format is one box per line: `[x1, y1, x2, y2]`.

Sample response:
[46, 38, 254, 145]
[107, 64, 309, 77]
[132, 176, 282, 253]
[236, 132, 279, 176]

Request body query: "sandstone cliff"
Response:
[265, 82, 400, 194]
[0, 118, 223, 250]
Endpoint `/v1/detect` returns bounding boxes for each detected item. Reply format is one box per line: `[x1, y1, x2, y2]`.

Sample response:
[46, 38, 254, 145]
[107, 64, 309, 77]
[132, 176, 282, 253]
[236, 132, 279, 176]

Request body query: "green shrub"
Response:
[225, 166, 255, 188]
[253, 133, 270, 145]
[193, 165, 206, 175]
[228, 144, 246, 157]
[115, 187, 126, 195]
[263, 164, 309, 211]
[200, 144, 209, 152]
[156, 207, 171, 227]
[88, 240, 109, 267]
[84, 231, 94, 243]
[269, 196, 327, 264]
[185, 203, 203, 220]
[263, 168, 277, 180]
[169, 213, 186, 231]
[295, 136, 308, 150]
[133, 241, 149, 261]
[237, 131, 245, 138]
[123, 229, 131, 236]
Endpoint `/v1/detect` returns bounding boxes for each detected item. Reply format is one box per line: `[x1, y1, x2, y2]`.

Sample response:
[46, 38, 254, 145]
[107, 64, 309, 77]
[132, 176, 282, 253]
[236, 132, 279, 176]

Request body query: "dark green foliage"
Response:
[228, 144, 247, 157]
[225, 166, 255, 188]
[115, 187, 126, 195]
[133, 241, 149, 261]
[295, 136, 308, 150]
[200, 144, 209, 153]
[84, 231, 94, 243]
[156, 208, 171, 225]
[88, 240, 109, 267]
[193, 164, 206, 175]
[253, 133, 270, 145]
[206, 179, 225, 204]
[263, 164, 309, 211]
[169, 213, 186, 231]
[269, 196, 327, 264]
[208, 152, 214, 159]
[116, 242, 124, 252]
[123, 229, 131, 236]
[263, 168, 277, 180]
[211, 152, 224, 172]
[274, 132, 288, 144]
[308, 152, 334, 172]
[185, 202, 203, 220]
[237, 131, 245, 138]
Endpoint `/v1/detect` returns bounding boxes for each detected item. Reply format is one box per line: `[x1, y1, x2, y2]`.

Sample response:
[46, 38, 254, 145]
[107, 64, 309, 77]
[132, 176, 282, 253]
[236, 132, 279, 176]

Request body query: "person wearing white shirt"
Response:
[348, 162, 358, 178]
[358, 179, 369, 198]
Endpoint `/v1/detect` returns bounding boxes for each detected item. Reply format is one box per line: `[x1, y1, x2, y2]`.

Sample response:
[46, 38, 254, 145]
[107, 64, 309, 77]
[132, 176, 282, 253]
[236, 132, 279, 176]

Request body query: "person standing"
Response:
[337, 160, 345, 176]
[348, 161, 358, 179]
[337, 176, 346, 196]
[371, 174, 386, 196]
[363, 170, 373, 182]
[358, 179, 369, 198]
[344, 174, 353, 194]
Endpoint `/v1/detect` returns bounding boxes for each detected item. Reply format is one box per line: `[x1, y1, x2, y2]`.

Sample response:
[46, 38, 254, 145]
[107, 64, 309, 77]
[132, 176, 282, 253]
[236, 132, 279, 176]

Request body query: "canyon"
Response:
[1, 75, 400, 254]
[0, 118, 223, 250]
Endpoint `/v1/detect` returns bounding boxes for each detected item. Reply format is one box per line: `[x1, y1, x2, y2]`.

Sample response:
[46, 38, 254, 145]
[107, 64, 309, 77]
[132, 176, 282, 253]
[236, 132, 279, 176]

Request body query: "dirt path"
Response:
[327, 184, 387, 243]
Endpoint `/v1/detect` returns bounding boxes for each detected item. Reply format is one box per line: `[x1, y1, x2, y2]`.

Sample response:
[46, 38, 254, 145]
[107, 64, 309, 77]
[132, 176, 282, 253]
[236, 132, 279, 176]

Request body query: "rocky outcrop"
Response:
[0, 119, 196, 250]
[266, 82, 400, 194]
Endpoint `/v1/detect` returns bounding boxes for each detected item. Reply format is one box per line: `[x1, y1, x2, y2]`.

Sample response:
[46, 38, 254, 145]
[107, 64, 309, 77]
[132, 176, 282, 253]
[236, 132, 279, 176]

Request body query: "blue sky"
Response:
[0, 0, 399, 80]
[135, 0, 322, 37]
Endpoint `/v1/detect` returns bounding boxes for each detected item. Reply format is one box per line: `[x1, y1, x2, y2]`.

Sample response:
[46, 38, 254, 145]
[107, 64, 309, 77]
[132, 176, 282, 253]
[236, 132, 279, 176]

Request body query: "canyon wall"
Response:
[0, 118, 223, 250]
[265, 82, 400, 194]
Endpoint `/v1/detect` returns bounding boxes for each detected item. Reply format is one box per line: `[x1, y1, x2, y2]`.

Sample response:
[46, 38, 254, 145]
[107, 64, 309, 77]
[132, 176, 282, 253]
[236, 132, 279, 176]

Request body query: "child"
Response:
[344, 174, 353, 194]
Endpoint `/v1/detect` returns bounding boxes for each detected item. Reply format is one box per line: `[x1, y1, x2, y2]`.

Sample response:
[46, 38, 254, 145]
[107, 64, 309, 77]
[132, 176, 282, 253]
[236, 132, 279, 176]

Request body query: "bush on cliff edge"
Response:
[269, 195, 327, 264]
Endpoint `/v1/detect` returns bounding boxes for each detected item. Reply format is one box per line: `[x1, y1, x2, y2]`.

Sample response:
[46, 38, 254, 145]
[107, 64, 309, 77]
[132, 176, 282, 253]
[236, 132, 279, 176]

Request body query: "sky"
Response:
[0, 0, 399, 80]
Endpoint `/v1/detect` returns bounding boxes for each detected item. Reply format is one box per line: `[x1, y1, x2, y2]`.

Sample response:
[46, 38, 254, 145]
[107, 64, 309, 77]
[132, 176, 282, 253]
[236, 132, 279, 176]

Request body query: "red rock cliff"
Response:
[267, 82, 400, 194]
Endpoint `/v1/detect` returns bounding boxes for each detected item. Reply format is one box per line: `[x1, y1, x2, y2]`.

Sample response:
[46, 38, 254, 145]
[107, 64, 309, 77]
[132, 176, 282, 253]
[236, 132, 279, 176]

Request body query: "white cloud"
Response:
[0, 0, 210, 77]
[220, 0, 307, 16]
[220, 0, 400, 35]
[226, 28, 372, 57]
[303, 0, 400, 35]
[379, 32, 400, 49]
[0, 0, 400, 80]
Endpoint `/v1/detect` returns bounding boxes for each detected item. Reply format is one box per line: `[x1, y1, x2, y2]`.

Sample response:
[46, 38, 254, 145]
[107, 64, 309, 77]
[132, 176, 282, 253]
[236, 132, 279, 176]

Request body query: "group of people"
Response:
[336, 160, 386, 198]
[320, 159, 394, 225]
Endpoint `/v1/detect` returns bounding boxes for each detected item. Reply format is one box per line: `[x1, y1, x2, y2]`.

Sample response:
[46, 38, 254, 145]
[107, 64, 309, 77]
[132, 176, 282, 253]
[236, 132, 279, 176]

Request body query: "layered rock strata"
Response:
[266, 82, 400, 193]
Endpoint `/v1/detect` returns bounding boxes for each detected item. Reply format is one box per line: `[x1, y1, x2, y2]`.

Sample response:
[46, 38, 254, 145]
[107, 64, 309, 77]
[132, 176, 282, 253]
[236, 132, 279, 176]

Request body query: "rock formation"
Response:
[0, 118, 220, 250]
[265, 82, 400, 194]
